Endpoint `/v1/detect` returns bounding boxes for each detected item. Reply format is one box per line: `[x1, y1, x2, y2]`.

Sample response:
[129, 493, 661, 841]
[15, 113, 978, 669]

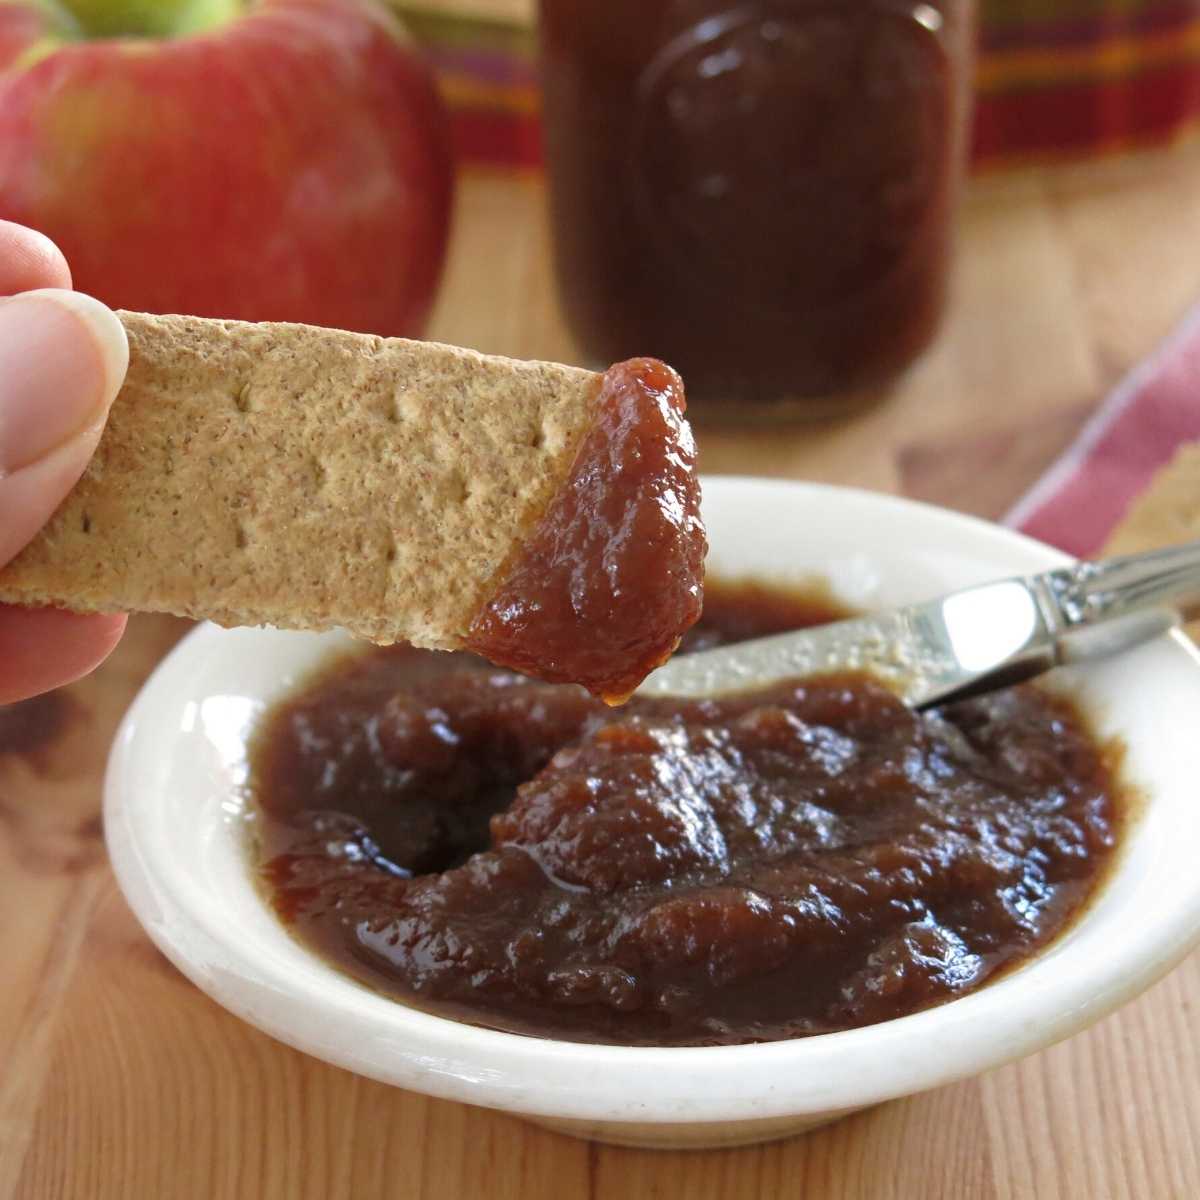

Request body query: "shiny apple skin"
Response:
[0, 0, 454, 335]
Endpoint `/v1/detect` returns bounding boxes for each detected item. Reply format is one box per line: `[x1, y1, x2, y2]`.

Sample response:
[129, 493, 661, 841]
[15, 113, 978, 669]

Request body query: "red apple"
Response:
[0, 0, 453, 335]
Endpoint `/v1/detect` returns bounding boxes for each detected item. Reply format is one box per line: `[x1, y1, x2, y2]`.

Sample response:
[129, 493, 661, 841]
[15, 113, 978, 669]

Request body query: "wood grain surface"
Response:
[6, 39, 1200, 1198]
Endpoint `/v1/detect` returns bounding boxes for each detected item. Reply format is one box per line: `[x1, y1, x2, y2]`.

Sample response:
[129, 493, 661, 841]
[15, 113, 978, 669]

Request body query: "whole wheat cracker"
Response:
[0, 311, 601, 648]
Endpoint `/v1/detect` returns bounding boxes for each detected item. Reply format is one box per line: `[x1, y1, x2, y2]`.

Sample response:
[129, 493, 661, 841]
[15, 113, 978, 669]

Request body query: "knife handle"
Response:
[1031, 540, 1200, 664]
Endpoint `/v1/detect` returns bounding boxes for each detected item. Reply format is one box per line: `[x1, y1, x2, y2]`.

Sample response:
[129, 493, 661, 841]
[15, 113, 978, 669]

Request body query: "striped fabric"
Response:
[976, 0, 1200, 166]
[397, 7, 541, 169]
[394, 1, 1200, 171]
[1006, 298, 1200, 556]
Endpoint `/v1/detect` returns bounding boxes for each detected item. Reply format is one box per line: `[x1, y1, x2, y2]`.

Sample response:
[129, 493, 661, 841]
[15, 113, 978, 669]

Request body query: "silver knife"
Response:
[638, 540, 1200, 709]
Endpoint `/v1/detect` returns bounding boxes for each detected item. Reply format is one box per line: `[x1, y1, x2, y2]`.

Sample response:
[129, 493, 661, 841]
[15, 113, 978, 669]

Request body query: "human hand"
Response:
[0, 220, 129, 704]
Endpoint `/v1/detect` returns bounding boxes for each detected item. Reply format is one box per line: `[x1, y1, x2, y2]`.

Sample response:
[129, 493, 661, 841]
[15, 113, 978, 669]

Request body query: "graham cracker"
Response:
[0, 312, 600, 647]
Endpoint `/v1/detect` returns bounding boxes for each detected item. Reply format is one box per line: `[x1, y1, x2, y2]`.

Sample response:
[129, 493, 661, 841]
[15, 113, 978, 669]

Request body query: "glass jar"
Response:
[539, 1, 975, 423]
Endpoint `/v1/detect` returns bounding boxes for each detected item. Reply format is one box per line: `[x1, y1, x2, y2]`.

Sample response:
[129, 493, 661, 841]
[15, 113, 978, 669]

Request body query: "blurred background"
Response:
[4, 0, 1200, 533]
[413, 0, 1200, 535]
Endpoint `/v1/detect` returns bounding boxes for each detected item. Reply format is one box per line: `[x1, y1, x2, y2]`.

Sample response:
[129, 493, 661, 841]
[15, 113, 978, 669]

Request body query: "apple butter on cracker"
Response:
[0, 313, 706, 701]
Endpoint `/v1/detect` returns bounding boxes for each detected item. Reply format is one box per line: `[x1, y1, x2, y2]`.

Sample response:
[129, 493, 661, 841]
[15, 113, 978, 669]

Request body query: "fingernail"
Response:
[0, 288, 128, 476]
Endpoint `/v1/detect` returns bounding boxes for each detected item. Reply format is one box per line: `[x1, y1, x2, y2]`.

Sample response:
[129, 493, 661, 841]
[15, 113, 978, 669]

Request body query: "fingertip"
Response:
[0, 607, 126, 704]
[0, 289, 131, 564]
[19, 288, 129, 410]
[0, 221, 72, 293]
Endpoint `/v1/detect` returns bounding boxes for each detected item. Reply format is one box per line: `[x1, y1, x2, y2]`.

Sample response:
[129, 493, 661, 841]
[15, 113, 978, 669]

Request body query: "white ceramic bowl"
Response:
[105, 478, 1200, 1150]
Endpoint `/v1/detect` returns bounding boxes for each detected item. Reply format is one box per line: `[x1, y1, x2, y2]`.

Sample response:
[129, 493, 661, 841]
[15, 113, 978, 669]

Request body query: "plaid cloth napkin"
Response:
[975, 0, 1200, 168]
[1004, 302, 1200, 556]
[394, 1, 1200, 172]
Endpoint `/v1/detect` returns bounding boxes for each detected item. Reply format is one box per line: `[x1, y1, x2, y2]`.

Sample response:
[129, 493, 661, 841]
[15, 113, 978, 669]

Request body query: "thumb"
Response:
[0, 288, 128, 567]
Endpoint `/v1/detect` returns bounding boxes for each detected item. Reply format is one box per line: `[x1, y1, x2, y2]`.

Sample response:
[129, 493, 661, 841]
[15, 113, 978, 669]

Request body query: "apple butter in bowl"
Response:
[249, 580, 1121, 1046]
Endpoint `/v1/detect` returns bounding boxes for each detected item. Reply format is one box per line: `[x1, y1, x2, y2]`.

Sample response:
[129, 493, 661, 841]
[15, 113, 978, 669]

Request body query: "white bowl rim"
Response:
[104, 476, 1200, 1126]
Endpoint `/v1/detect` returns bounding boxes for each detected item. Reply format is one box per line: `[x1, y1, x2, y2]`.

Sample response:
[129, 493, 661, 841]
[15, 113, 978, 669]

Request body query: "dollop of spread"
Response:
[253, 582, 1120, 1046]
[466, 358, 705, 703]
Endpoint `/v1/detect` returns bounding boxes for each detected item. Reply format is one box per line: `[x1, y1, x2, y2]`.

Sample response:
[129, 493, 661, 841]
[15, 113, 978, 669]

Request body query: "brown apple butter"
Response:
[539, 1, 974, 419]
[251, 581, 1120, 1046]
[467, 357, 704, 703]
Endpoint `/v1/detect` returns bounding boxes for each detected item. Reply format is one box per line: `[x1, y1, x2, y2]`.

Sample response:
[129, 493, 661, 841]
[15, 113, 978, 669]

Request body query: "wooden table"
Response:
[6, 90, 1200, 1200]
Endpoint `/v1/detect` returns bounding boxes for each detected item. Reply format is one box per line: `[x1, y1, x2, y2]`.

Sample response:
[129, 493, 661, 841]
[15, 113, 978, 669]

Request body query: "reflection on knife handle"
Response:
[1032, 539, 1200, 665]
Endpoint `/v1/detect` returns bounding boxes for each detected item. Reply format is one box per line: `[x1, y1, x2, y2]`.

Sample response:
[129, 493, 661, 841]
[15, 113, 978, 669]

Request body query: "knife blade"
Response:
[638, 540, 1200, 708]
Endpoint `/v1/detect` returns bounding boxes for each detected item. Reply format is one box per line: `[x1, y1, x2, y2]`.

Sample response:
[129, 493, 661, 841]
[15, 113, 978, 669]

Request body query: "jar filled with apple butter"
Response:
[538, 1, 975, 423]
